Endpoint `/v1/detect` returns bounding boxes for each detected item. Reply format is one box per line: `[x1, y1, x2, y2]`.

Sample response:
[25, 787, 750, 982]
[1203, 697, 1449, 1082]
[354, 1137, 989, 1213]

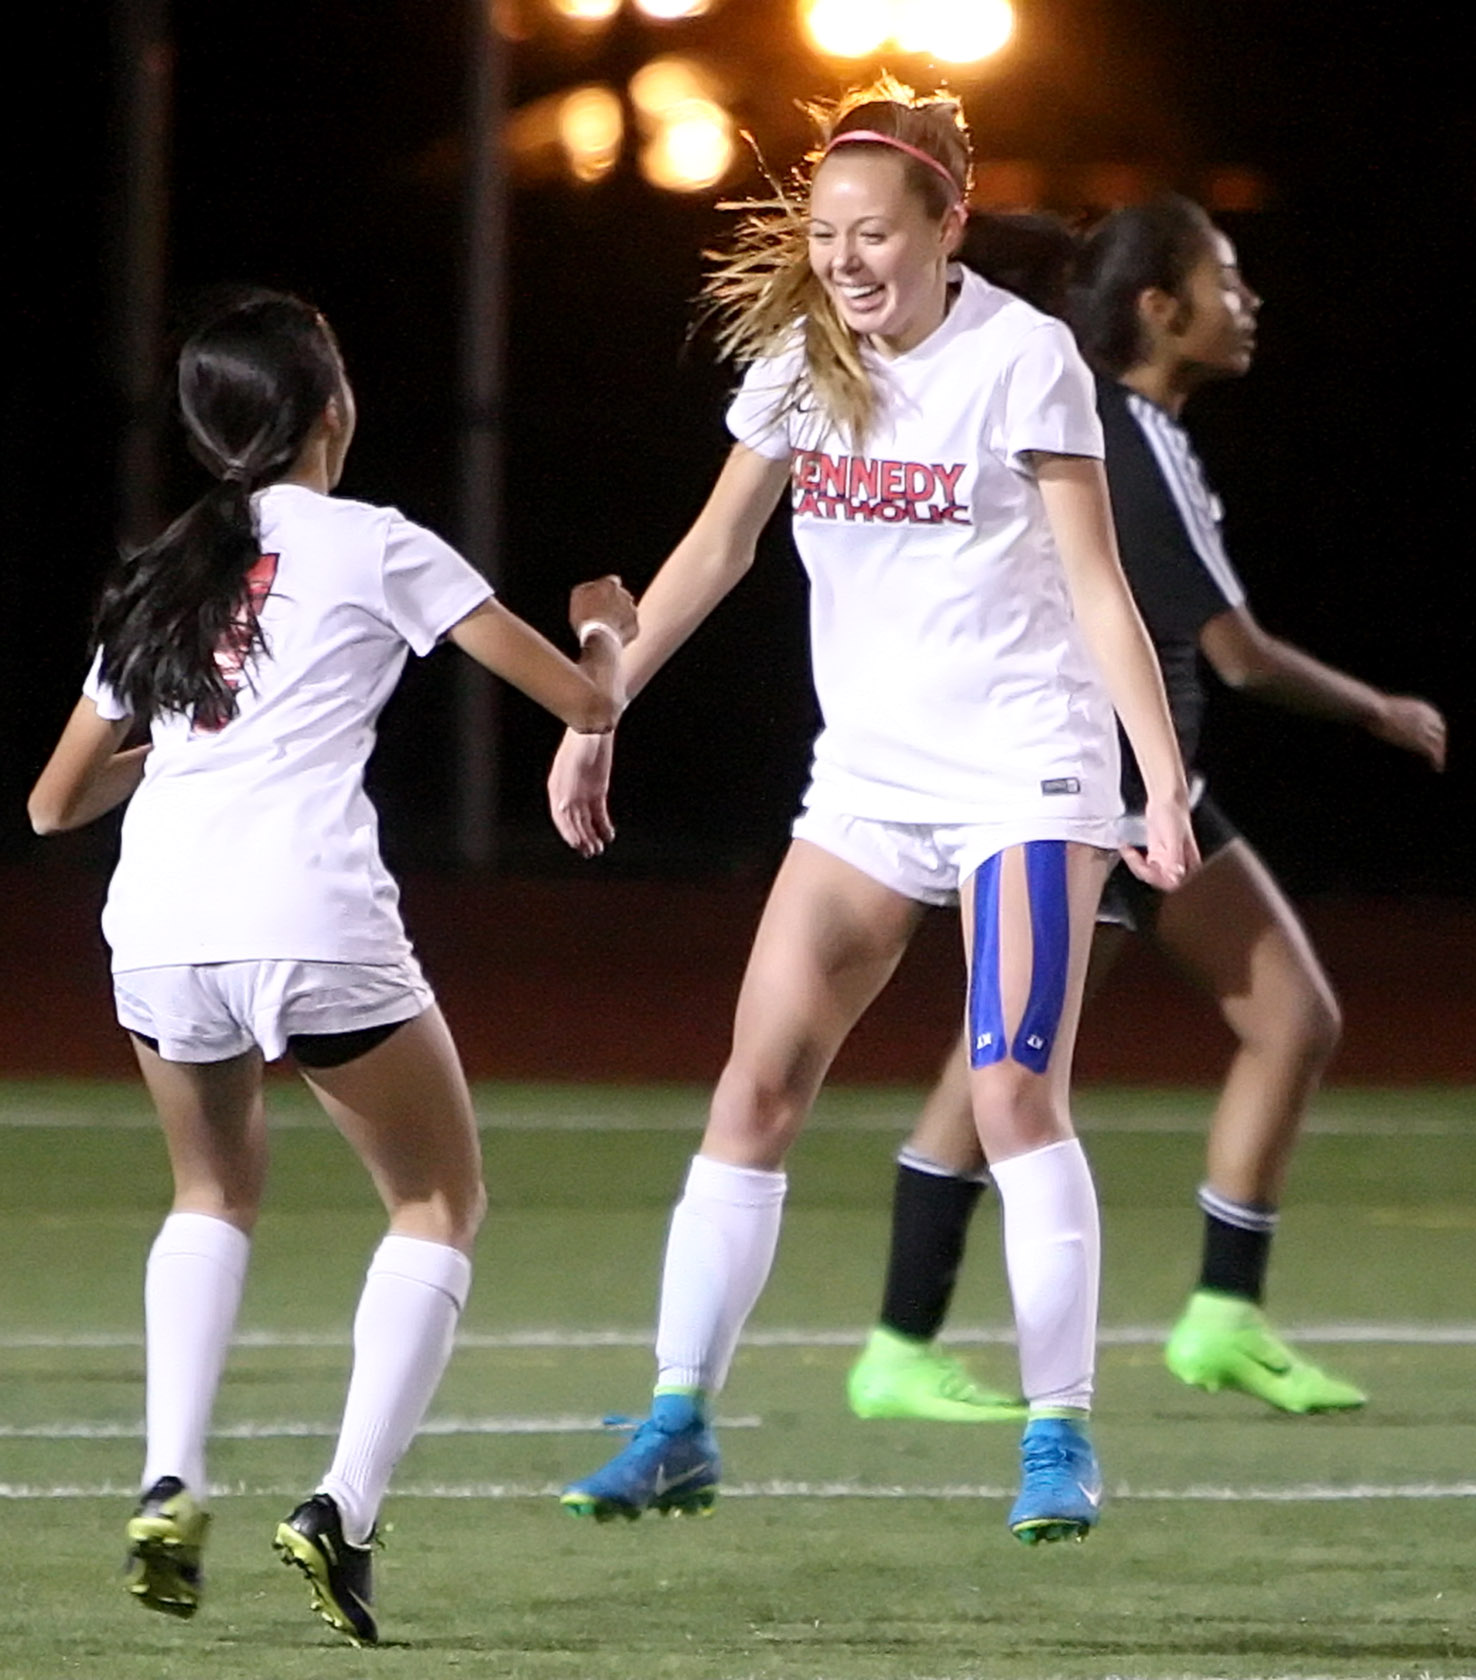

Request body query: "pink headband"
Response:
[821, 130, 963, 202]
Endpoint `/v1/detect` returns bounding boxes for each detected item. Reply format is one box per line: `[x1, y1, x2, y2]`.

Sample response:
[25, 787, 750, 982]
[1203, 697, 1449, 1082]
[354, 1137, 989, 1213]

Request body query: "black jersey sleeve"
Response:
[1096, 375, 1247, 800]
[1097, 376, 1244, 644]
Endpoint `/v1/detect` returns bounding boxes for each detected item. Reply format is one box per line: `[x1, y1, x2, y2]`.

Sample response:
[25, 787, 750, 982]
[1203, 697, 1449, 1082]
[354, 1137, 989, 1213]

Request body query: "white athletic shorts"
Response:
[112, 957, 435, 1064]
[792, 806, 1116, 908]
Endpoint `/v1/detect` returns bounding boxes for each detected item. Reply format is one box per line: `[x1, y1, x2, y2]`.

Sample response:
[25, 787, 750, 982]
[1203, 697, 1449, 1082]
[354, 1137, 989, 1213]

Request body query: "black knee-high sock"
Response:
[878, 1149, 987, 1341]
[1196, 1185, 1277, 1303]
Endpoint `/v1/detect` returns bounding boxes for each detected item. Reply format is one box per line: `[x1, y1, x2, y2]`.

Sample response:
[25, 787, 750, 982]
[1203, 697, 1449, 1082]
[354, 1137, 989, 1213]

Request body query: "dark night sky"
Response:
[4, 0, 1470, 895]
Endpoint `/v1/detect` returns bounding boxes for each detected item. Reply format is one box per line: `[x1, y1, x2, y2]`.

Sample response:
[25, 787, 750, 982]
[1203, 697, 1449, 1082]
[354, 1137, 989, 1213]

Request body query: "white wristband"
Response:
[577, 620, 621, 649]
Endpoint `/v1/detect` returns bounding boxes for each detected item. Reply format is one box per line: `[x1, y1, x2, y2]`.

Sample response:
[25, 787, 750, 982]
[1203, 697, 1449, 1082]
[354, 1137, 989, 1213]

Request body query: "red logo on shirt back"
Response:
[197, 551, 279, 731]
[790, 450, 969, 525]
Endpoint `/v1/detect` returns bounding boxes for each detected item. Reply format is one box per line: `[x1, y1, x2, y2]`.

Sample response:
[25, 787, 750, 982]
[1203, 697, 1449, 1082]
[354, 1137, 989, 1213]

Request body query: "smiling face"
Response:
[807, 149, 965, 357]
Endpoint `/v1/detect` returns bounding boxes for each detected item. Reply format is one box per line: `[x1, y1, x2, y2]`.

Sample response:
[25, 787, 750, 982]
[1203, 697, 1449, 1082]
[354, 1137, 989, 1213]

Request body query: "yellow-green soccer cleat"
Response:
[847, 1326, 1026, 1422]
[274, 1493, 378, 1646]
[1164, 1290, 1368, 1414]
[125, 1477, 210, 1618]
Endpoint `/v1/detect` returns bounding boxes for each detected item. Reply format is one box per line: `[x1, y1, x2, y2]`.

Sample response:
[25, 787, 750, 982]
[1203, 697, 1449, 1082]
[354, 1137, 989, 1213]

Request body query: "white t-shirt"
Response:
[727, 267, 1121, 834]
[84, 483, 492, 971]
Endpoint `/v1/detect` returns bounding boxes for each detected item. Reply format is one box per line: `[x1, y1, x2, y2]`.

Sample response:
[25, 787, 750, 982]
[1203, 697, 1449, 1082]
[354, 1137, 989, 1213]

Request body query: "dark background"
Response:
[4, 0, 1470, 899]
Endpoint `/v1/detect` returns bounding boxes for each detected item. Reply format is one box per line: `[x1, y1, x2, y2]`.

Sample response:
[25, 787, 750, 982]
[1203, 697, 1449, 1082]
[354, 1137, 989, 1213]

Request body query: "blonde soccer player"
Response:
[545, 80, 1196, 1544]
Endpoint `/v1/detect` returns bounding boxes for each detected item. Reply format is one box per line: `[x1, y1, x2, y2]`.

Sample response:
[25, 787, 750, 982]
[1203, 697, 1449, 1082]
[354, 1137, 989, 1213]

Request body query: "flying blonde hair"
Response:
[702, 75, 972, 447]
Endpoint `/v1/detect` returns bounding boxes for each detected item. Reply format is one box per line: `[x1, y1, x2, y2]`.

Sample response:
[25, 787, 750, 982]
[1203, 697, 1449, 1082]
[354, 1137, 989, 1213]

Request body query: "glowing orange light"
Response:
[632, 0, 713, 17]
[800, 0, 891, 59]
[549, 0, 620, 21]
[904, 0, 1013, 62]
[629, 54, 720, 117]
[640, 98, 735, 191]
[557, 84, 625, 183]
[803, 0, 1013, 63]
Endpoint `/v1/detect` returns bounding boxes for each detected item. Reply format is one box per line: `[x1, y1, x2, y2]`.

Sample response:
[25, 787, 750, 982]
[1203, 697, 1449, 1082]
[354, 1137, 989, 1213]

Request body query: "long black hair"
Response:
[962, 197, 1218, 378]
[92, 291, 345, 728]
[1070, 195, 1216, 375]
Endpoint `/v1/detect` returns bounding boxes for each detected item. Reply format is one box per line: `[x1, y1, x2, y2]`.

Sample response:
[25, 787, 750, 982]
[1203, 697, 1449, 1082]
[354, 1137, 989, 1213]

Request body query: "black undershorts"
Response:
[130, 1017, 413, 1070]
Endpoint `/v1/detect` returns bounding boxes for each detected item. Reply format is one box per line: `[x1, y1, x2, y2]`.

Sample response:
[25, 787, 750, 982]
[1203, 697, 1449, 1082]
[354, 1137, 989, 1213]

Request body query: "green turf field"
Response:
[1, 1080, 1474, 1680]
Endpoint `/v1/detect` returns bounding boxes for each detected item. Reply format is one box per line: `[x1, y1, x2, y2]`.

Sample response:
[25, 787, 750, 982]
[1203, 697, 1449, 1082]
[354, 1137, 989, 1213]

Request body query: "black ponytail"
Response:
[1068, 195, 1215, 376]
[93, 291, 344, 727]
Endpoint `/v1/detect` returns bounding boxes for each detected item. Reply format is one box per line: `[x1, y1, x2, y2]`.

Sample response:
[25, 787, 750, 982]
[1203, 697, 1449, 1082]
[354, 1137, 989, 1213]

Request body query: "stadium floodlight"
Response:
[640, 96, 735, 190]
[896, 0, 1013, 62]
[800, 0, 892, 59]
[628, 53, 721, 117]
[558, 84, 625, 181]
[632, 0, 715, 17]
[549, 0, 621, 20]
[802, 0, 1014, 63]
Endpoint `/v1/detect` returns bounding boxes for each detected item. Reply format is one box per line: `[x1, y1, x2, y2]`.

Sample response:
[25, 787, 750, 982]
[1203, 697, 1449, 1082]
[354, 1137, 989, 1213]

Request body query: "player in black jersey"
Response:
[847, 198, 1446, 1420]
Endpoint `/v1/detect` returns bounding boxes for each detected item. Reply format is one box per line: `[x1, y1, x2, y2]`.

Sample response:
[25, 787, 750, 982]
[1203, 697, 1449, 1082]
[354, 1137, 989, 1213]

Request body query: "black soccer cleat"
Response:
[273, 1492, 378, 1646]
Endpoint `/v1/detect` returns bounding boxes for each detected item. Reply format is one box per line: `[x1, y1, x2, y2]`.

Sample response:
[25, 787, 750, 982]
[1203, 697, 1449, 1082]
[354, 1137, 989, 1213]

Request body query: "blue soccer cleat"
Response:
[1008, 1415, 1102, 1544]
[561, 1393, 720, 1521]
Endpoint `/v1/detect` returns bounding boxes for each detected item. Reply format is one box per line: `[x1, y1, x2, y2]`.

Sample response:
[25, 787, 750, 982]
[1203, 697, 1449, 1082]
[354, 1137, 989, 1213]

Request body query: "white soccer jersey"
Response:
[84, 483, 492, 971]
[727, 266, 1121, 833]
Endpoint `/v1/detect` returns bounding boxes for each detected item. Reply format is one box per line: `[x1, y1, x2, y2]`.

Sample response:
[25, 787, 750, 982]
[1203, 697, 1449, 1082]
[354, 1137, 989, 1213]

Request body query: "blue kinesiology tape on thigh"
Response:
[1011, 839, 1070, 1074]
[968, 850, 1006, 1067]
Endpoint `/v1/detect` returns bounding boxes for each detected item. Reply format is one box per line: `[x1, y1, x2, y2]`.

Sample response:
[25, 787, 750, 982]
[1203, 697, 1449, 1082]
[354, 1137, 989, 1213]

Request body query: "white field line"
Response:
[4, 1479, 1476, 1503]
[0, 1413, 760, 1441]
[5, 1322, 1476, 1350]
[1, 1096, 1472, 1135]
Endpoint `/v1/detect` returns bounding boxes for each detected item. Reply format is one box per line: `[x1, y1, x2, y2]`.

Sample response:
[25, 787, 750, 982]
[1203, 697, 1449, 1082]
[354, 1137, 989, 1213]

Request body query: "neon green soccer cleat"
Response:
[1165, 1290, 1368, 1414]
[125, 1477, 210, 1618]
[847, 1326, 1027, 1422]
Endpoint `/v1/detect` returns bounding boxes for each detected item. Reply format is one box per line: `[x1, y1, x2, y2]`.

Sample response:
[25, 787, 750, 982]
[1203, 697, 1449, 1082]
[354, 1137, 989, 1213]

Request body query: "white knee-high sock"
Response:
[655, 1155, 787, 1396]
[990, 1138, 1099, 1413]
[318, 1235, 472, 1545]
[141, 1212, 251, 1495]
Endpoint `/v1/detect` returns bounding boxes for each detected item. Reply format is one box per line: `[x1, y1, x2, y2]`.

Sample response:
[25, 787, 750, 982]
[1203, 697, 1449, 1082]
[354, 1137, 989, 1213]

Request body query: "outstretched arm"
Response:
[448, 574, 637, 736]
[1035, 453, 1197, 889]
[29, 700, 149, 834]
[1199, 605, 1446, 770]
[548, 444, 791, 856]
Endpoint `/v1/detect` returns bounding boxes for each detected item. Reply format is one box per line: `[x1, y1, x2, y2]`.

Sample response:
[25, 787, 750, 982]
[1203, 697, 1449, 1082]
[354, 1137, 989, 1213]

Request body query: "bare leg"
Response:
[135, 1040, 268, 1232]
[701, 840, 925, 1170]
[130, 1042, 265, 1497]
[279, 1004, 486, 1608]
[300, 1004, 485, 1252]
[1148, 842, 1362, 1410]
[1152, 839, 1340, 1209]
[563, 841, 922, 1521]
[123, 1042, 265, 1616]
[962, 844, 1109, 1402]
[959, 842, 1110, 1541]
[660, 840, 922, 1391]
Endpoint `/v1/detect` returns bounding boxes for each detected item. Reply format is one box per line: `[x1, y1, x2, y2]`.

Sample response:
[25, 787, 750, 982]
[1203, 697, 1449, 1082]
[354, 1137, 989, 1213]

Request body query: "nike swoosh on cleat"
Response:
[652, 1461, 712, 1498]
